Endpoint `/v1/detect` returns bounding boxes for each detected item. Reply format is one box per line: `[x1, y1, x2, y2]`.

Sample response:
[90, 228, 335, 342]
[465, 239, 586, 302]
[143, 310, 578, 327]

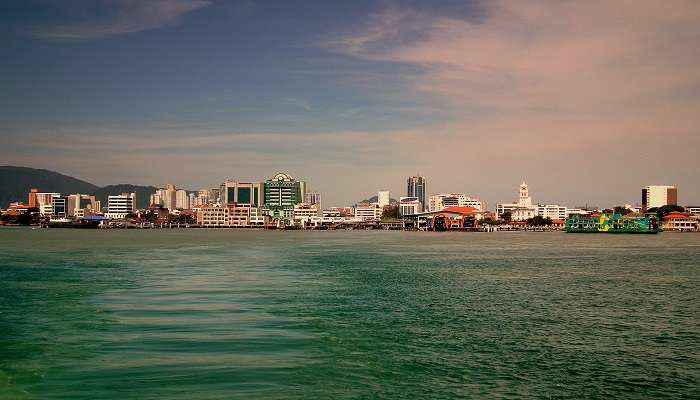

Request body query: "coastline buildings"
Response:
[264, 172, 306, 218]
[642, 185, 677, 210]
[496, 182, 536, 221]
[151, 184, 177, 210]
[496, 182, 585, 221]
[428, 193, 483, 212]
[106, 193, 135, 219]
[197, 203, 268, 227]
[661, 212, 697, 232]
[407, 176, 426, 212]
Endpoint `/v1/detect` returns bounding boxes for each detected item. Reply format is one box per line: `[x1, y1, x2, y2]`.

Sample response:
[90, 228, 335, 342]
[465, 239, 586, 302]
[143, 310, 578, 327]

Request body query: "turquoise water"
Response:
[1, 229, 698, 399]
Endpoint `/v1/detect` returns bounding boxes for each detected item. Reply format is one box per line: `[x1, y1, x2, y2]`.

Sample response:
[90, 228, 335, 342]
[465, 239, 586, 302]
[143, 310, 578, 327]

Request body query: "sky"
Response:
[1, 0, 699, 208]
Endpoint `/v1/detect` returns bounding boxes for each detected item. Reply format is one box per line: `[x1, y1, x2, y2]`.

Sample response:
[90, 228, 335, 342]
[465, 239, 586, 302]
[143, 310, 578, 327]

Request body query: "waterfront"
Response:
[1, 229, 699, 399]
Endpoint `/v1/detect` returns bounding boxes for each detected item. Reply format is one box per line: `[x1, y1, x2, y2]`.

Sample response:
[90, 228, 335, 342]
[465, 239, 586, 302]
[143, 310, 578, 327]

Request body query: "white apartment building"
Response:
[642, 185, 677, 209]
[399, 197, 421, 216]
[294, 203, 319, 219]
[536, 204, 568, 221]
[355, 203, 382, 221]
[106, 193, 136, 219]
[428, 193, 483, 212]
[377, 191, 390, 208]
[176, 189, 189, 210]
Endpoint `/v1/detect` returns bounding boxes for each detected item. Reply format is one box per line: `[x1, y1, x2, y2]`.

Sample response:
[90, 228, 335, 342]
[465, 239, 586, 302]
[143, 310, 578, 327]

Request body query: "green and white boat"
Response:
[565, 213, 660, 234]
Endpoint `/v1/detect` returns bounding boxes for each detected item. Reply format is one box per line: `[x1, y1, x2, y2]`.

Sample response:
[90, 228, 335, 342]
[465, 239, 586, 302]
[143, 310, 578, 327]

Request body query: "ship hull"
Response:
[47, 220, 101, 229]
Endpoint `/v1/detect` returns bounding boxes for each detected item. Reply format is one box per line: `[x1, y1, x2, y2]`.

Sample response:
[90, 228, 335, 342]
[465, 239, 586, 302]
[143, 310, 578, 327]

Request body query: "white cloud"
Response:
[31, 0, 210, 40]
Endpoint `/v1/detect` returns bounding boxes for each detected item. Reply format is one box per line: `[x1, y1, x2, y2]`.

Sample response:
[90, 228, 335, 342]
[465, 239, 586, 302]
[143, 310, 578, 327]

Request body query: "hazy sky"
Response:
[2, 0, 699, 207]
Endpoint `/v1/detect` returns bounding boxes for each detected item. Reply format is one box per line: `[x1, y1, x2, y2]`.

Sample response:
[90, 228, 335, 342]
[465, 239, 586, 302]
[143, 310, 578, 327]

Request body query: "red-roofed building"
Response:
[442, 206, 477, 215]
[661, 212, 697, 231]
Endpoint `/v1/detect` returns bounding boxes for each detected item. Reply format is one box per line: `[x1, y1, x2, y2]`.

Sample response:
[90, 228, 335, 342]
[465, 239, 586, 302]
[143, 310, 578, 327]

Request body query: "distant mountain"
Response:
[92, 184, 158, 210]
[0, 166, 99, 207]
[0, 166, 157, 210]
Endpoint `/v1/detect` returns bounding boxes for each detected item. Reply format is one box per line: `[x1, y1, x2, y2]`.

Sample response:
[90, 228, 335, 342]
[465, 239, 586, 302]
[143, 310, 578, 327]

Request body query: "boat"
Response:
[565, 213, 659, 234]
[47, 217, 102, 229]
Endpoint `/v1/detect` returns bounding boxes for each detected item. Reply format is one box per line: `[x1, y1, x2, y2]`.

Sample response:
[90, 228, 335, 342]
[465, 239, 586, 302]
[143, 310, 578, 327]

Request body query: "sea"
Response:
[1, 228, 698, 399]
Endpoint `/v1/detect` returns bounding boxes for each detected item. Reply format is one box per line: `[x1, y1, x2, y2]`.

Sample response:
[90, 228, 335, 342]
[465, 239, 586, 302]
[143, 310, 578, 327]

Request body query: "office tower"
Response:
[106, 193, 135, 219]
[221, 180, 264, 206]
[264, 172, 306, 218]
[407, 176, 426, 212]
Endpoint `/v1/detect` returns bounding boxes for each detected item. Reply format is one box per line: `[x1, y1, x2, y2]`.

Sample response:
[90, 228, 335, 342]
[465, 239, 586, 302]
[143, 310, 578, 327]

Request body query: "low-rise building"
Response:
[105, 193, 136, 219]
[197, 203, 267, 227]
[323, 207, 354, 217]
[661, 212, 697, 231]
[428, 193, 483, 212]
[198, 204, 228, 227]
[399, 197, 421, 216]
[686, 206, 700, 216]
[355, 202, 382, 220]
[536, 204, 567, 221]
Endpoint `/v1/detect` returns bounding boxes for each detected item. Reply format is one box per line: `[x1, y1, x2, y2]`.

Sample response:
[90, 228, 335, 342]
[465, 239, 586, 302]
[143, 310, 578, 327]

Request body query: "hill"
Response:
[92, 184, 158, 210]
[0, 166, 100, 207]
[359, 195, 398, 205]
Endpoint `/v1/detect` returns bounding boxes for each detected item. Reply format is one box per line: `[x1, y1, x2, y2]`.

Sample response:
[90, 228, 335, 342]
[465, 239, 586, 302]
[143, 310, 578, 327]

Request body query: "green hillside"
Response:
[0, 166, 99, 207]
[0, 166, 157, 210]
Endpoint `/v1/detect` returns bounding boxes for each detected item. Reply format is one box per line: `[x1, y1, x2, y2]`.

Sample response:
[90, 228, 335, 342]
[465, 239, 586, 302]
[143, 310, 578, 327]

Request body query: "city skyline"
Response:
[2, 0, 699, 207]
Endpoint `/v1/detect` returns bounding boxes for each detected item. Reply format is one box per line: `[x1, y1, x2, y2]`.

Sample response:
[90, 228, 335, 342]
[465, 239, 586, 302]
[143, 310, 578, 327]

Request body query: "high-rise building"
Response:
[33, 192, 61, 216]
[642, 185, 678, 210]
[106, 193, 135, 219]
[191, 189, 211, 207]
[264, 172, 306, 217]
[377, 191, 390, 208]
[176, 189, 189, 210]
[51, 196, 68, 218]
[407, 176, 426, 212]
[28, 188, 38, 208]
[67, 194, 97, 216]
[221, 180, 264, 206]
